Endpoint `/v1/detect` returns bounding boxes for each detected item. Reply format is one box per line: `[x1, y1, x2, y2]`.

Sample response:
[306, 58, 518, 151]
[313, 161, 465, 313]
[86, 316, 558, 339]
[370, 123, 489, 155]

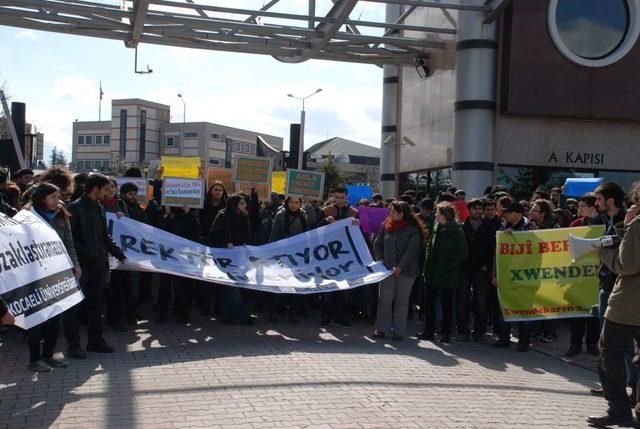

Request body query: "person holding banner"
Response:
[491, 202, 535, 352]
[121, 182, 148, 223]
[372, 201, 424, 341]
[268, 196, 309, 323]
[587, 186, 640, 427]
[418, 202, 469, 343]
[0, 297, 15, 326]
[65, 173, 126, 358]
[209, 194, 254, 325]
[27, 182, 81, 371]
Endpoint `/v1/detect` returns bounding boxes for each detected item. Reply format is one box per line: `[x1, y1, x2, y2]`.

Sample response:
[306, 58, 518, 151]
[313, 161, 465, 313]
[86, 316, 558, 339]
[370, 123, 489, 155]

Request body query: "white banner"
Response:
[108, 214, 391, 293]
[0, 210, 83, 330]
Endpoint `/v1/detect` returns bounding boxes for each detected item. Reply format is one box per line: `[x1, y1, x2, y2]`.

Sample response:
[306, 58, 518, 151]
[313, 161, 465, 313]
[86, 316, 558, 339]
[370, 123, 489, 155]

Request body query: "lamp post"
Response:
[177, 93, 186, 144]
[287, 88, 322, 170]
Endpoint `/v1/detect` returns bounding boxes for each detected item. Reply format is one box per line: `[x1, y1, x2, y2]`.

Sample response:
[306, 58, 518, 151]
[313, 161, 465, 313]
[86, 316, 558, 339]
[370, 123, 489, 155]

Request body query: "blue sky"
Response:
[0, 1, 384, 161]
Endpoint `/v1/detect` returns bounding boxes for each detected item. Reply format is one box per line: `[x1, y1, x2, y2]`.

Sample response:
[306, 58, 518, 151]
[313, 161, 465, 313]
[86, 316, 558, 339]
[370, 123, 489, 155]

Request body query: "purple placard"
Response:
[358, 206, 390, 234]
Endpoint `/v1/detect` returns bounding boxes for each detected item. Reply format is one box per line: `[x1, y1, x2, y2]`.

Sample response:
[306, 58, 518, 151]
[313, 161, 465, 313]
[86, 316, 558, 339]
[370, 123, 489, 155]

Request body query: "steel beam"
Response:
[126, 0, 150, 48]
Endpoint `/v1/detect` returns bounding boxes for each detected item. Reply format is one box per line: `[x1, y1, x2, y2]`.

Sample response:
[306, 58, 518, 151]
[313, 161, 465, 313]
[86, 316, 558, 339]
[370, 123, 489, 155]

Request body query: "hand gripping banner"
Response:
[0, 211, 83, 329]
[108, 214, 392, 293]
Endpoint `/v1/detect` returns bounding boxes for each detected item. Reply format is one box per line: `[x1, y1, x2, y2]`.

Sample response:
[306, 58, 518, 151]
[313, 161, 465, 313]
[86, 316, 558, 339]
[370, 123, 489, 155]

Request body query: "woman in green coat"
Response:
[417, 202, 469, 343]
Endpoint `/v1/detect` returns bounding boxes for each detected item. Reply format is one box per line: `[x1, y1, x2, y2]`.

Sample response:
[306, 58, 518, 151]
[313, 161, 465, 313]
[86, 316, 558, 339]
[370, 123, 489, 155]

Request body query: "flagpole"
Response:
[99, 80, 102, 121]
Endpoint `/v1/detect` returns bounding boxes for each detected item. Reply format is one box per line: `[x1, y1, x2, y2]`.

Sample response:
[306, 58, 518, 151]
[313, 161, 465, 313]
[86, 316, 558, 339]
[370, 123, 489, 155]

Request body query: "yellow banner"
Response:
[161, 156, 202, 179]
[496, 226, 605, 321]
[272, 171, 286, 195]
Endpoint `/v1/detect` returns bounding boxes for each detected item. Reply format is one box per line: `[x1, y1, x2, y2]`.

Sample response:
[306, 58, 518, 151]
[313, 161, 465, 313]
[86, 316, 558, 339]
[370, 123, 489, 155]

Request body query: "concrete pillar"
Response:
[452, 0, 498, 197]
[379, 3, 401, 199]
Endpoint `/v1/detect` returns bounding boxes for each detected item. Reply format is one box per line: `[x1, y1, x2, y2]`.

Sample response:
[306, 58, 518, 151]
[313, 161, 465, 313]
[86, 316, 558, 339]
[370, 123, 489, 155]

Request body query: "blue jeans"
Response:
[600, 286, 638, 388]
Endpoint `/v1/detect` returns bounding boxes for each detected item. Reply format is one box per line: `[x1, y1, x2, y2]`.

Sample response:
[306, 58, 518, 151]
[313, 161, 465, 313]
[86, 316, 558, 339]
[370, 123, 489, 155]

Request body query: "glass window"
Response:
[85, 160, 93, 169]
[556, 0, 629, 59]
[183, 131, 199, 138]
[119, 109, 127, 158]
[95, 135, 103, 144]
[599, 170, 640, 192]
[209, 158, 221, 166]
[244, 143, 251, 153]
[85, 135, 93, 145]
[103, 135, 111, 144]
[234, 142, 241, 152]
[77, 135, 85, 145]
[210, 132, 222, 140]
[166, 136, 175, 147]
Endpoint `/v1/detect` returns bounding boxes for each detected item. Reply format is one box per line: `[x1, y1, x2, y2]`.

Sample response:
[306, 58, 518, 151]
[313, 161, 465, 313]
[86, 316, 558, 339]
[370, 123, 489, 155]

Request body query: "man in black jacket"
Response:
[120, 182, 148, 223]
[65, 173, 126, 358]
[459, 199, 496, 341]
[0, 168, 17, 218]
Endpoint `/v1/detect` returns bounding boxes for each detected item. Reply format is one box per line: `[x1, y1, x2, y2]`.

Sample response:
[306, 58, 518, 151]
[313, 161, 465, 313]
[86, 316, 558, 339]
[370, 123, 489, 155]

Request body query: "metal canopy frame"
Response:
[0, 0, 496, 65]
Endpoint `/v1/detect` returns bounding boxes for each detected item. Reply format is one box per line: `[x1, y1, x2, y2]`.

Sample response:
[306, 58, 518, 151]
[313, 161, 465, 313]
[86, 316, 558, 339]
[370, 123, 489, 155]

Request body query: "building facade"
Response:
[381, 0, 640, 198]
[306, 137, 380, 186]
[71, 99, 283, 173]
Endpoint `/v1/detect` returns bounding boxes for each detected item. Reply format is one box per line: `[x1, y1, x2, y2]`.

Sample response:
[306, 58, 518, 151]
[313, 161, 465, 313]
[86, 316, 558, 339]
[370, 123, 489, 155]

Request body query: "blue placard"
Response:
[564, 177, 604, 197]
[346, 185, 373, 206]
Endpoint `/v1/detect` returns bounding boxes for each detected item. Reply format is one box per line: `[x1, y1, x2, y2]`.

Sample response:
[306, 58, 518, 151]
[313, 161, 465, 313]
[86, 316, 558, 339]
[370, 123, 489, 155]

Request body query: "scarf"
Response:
[36, 209, 57, 222]
[103, 196, 119, 208]
[385, 218, 408, 233]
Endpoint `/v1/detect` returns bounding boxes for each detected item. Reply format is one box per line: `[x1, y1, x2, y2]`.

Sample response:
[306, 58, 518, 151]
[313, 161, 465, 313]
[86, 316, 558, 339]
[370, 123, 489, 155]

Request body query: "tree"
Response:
[49, 146, 68, 167]
[320, 155, 344, 198]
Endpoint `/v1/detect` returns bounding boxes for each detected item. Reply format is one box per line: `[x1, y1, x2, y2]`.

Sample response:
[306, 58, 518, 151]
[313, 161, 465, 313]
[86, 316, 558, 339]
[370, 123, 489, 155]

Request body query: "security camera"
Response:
[415, 55, 431, 79]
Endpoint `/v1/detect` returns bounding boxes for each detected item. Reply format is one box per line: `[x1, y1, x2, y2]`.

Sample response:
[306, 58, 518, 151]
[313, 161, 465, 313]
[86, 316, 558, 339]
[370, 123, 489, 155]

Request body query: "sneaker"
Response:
[87, 339, 115, 354]
[416, 331, 435, 341]
[564, 344, 581, 358]
[67, 344, 87, 360]
[44, 357, 69, 368]
[372, 330, 385, 339]
[28, 360, 53, 372]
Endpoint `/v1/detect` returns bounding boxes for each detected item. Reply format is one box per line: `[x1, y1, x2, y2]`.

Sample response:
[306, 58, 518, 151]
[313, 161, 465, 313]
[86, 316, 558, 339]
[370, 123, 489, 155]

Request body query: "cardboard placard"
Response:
[161, 177, 205, 208]
[234, 155, 272, 184]
[235, 181, 271, 202]
[206, 167, 234, 193]
[358, 206, 390, 234]
[114, 177, 150, 204]
[272, 171, 286, 195]
[161, 156, 203, 179]
[285, 169, 325, 200]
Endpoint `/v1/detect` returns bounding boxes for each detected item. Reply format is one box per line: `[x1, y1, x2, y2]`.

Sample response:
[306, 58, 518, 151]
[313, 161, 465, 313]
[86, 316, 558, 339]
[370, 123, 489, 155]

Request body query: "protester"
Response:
[71, 173, 88, 202]
[0, 167, 18, 217]
[0, 297, 15, 326]
[483, 199, 502, 233]
[39, 166, 74, 204]
[372, 201, 424, 340]
[320, 186, 359, 327]
[120, 182, 147, 223]
[587, 184, 640, 427]
[416, 198, 435, 239]
[459, 199, 496, 342]
[209, 194, 254, 324]
[15, 168, 34, 193]
[419, 202, 469, 343]
[65, 173, 126, 358]
[200, 181, 228, 241]
[491, 202, 534, 351]
[530, 199, 556, 229]
[268, 195, 309, 323]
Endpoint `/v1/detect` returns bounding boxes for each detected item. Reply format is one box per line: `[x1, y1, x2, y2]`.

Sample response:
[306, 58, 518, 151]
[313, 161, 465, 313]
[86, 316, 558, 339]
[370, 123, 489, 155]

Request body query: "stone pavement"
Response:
[0, 311, 608, 429]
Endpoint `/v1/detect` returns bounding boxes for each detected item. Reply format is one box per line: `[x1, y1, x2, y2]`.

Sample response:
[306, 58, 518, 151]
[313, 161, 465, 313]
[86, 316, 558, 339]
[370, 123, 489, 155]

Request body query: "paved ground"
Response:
[0, 307, 608, 429]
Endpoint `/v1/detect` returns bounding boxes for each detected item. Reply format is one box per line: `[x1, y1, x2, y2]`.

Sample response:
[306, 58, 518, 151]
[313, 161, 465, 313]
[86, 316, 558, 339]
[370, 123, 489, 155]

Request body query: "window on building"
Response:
[210, 132, 222, 140]
[208, 159, 221, 166]
[95, 135, 103, 144]
[84, 135, 93, 145]
[77, 135, 85, 145]
[119, 109, 127, 158]
[84, 160, 93, 170]
[183, 131, 199, 138]
[234, 142, 241, 152]
[103, 135, 111, 144]
[140, 110, 147, 162]
[166, 136, 176, 147]
[244, 143, 252, 153]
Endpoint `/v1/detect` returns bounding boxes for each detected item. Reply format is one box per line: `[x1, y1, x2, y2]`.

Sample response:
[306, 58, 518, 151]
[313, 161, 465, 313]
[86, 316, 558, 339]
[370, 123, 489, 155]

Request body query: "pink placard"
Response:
[358, 206, 390, 234]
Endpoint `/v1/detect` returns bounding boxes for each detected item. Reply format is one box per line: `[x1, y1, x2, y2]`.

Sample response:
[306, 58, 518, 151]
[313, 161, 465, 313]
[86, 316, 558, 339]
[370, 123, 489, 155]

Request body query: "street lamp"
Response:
[288, 88, 322, 170]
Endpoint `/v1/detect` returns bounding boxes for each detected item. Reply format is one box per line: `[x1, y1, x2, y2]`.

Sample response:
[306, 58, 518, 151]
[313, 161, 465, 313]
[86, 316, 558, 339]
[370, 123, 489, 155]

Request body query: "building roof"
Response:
[306, 137, 380, 159]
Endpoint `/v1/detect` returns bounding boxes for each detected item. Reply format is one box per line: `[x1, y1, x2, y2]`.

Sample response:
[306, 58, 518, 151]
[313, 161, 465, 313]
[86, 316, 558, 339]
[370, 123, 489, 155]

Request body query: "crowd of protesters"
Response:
[0, 166, 639, 425]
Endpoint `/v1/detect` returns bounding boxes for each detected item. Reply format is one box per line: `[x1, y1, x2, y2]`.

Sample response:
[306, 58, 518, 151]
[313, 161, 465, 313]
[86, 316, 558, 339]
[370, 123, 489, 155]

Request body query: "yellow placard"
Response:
[496, 226, 605, 321]
[161, 156, 202, 179]
[272, 171, 286, 195]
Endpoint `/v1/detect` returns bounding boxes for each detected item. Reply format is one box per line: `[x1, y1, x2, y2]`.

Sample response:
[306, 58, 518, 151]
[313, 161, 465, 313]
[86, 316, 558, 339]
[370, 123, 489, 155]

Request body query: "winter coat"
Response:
[423, 222, 469, 289]
[103, 198, 129, 217]
[599, 216, 640, 326]
[0, 192, 17, 217]
[125, 200, 148, 224]
[209, 210, 252, 248]
[270, 207, 308, 242]
[599, 208, 627, 289]
[162, 208, 200, 241]
[68, 195, 125, 265]
[199, 200, 225, 240]
[462, 218, 495, 272]
[145, 199, 165, 228]
[322, 204, 359, 223]
[373, 223, 422, 277]
[35, 209, 80, 269]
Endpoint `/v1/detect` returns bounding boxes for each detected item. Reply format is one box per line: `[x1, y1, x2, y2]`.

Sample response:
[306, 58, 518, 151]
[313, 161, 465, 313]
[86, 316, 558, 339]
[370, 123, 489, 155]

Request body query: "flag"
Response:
[99, 81, 104, 100]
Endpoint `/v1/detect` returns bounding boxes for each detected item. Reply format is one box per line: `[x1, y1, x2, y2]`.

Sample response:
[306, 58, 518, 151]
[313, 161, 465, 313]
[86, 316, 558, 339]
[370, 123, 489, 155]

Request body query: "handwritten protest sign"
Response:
[358, 206, 390, 234]
[161, 156, 202, 179]
[161, 177, 205, 208]
[285, 169, 324, 200]
[206, 168, 233, 192]
[496, 226, 605, 321]
[114, 177, 149, 204]
[234, 155, 272, 183]
[272, 171, 286, 195]
[235, 181, 271, 202]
